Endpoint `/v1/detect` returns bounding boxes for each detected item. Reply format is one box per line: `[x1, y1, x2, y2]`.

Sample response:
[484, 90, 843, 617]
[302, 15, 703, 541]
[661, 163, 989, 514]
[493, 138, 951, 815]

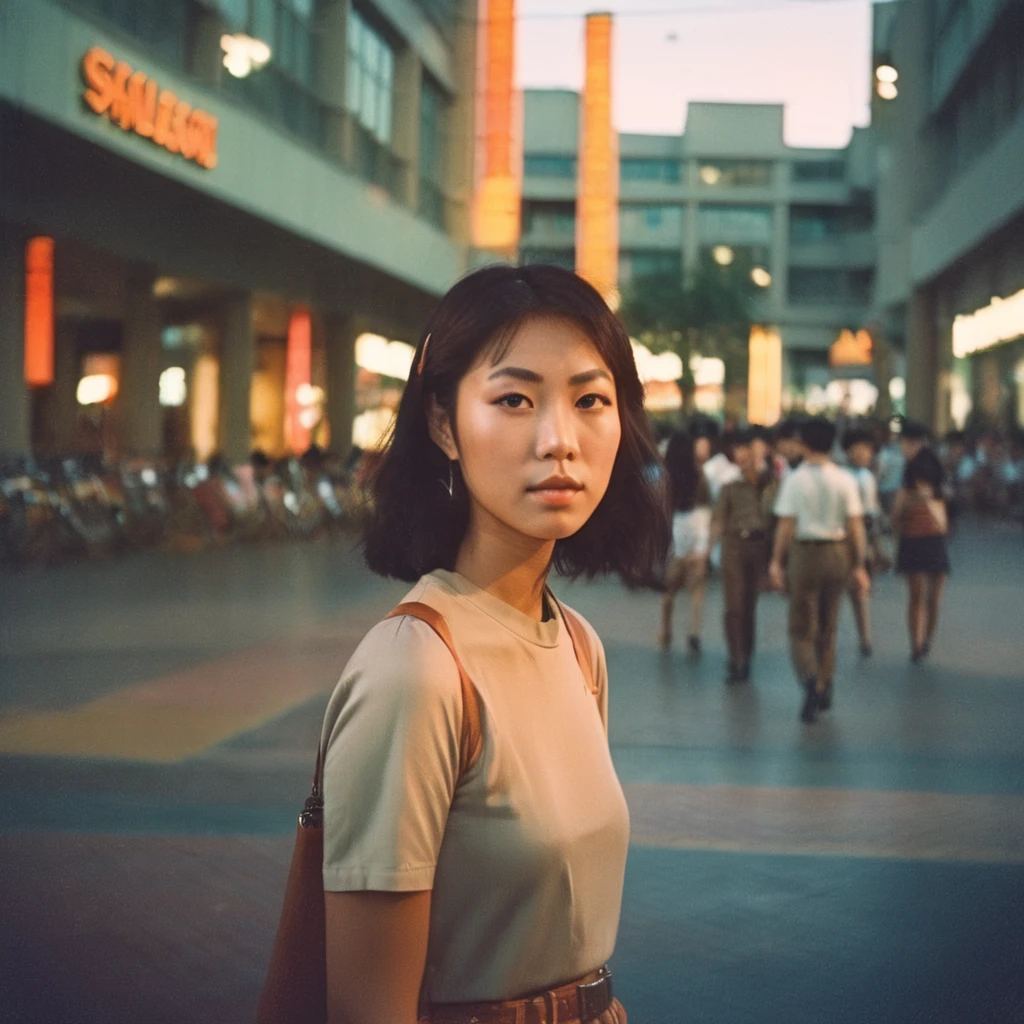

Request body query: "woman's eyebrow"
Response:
[486, 367, 612, 385]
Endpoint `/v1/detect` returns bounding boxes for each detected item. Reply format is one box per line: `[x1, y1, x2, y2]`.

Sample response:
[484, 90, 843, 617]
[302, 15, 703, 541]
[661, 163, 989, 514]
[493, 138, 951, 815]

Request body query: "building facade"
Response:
[0, 0, 476, 461]
[520, 91, 878, 413]
[872, 0, 1024, 434]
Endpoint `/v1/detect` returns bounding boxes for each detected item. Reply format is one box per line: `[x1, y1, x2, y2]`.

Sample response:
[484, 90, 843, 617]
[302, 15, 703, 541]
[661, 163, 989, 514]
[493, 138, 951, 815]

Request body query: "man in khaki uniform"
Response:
[710, 430, 777, 683]
[769, 418, 870, 723]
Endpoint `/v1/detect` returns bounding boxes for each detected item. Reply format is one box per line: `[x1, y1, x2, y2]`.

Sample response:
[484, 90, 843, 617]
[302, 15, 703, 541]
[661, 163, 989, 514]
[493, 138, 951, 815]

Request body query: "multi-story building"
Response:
[520, 90, 877, 411]
[872, 0, 1024, 434]
[0, 0, 476, 460]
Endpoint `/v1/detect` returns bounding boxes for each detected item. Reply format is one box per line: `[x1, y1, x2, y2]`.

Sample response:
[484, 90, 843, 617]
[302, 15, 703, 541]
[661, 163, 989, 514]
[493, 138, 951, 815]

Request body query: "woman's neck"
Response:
[454, 514, 555, 621]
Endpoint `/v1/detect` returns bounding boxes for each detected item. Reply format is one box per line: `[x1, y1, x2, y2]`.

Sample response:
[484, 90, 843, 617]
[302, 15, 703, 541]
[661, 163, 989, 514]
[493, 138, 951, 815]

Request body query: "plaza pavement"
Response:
[0, 520, 1022, 1023]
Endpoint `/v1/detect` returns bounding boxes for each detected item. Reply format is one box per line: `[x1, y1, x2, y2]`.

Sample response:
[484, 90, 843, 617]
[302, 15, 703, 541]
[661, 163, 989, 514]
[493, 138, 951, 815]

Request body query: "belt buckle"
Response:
[577, 968, 612, 1022]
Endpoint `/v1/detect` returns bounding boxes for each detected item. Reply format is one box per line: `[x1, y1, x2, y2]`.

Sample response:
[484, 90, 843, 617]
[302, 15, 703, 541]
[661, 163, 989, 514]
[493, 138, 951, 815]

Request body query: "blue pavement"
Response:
[0, 519, 1022, 1023]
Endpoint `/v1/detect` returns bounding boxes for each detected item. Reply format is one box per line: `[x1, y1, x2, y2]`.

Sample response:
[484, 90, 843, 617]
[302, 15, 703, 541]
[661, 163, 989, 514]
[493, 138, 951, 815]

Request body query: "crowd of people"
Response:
[655, 413, 963, 724]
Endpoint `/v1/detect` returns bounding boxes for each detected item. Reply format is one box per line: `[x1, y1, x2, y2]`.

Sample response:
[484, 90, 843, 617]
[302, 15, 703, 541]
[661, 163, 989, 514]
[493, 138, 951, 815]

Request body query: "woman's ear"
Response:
[426, 396, 458, 460]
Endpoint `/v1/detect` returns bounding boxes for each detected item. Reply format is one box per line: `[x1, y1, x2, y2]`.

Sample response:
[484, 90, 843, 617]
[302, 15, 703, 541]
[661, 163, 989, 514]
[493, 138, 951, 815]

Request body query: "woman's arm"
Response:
[890, 489, 906, 537]
[325, 889, 431, 1024]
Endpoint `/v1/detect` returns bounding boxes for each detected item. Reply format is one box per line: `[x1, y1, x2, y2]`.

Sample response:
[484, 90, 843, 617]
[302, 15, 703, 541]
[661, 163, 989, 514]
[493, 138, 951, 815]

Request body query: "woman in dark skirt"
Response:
[892, 449, 950, 661]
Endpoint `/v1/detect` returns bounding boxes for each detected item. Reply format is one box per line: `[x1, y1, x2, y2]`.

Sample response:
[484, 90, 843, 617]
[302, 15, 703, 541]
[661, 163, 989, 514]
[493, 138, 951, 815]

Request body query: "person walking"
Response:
[768, 418, 870, 724]
[659, 427, 714, 653]
[710, 429, 777, 683]
[317, 265, 666, 1024]
[842, 428, 883, 657]
[892, 448, 950, 662]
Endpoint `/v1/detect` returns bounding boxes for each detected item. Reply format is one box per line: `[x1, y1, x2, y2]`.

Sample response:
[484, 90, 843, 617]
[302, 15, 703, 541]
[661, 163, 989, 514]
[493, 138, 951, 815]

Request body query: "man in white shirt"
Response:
[769, 418, 870, 724]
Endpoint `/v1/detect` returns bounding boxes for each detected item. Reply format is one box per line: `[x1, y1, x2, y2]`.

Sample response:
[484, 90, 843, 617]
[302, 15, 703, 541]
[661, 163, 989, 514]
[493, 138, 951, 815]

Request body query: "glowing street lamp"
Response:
[712, 245, 734, 266]
[751, 266, 772, 288]
[875, 62, 898, 100]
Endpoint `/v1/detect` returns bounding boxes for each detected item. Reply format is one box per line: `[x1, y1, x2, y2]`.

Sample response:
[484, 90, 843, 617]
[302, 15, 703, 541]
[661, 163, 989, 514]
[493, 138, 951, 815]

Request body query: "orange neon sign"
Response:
[576, 13, 618, 301]
[748, 326, 782, 426]
[24, 237, 55, 388]
[285, 309, 312, 454]
[472, 0, 520, 253]
[81, 47, 218, 169]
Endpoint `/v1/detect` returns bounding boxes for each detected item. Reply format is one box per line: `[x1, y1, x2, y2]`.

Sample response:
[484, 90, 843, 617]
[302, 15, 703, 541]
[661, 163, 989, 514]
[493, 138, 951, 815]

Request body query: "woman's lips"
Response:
[528, 487, 582, 507]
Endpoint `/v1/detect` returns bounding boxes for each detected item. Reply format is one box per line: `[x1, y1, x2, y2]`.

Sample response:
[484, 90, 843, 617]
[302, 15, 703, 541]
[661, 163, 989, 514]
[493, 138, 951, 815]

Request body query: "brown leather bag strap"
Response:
[555, 599, 598, 699]
[385, 601, 484, 779]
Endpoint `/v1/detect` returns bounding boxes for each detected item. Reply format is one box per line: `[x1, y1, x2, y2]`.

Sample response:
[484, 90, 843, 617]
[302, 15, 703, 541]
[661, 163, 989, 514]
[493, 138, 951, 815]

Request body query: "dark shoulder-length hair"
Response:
[363, 263, 669, 585]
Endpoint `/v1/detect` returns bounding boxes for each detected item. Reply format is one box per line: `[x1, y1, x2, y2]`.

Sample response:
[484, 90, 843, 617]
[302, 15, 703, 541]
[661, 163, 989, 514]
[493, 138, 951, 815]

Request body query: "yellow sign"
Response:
[952, 288, 1024, 358]
[829, 328, 873, 367]
[748, 326, 782, 426]
[81, 47, 218, 169]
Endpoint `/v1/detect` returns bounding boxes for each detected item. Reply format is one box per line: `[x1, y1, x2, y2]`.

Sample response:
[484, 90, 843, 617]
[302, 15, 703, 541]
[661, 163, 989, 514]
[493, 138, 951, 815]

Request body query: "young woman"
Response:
[658, 427, 714, 653]
[320, 265, 667, 1024]
[892, 448, 950, 662]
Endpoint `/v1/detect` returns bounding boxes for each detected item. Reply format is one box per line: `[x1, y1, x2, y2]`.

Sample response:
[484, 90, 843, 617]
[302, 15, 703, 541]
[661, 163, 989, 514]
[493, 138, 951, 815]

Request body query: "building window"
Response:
[619, 250, 682, 284]
[347, 8, 395, 144]
[619, 204, 683, 234]
[520, 249, 576, 272]
[523, 155, 577, 178]
[419, 75, 448, 229]
[788, 267, 874, 305]
[697, 204, 773, 244]
[790, 205, 873, 242]
[620, 158, 681, 183]
[522, 202, 576, 235]
[791, 160, 846, 182]
[63, 0, 189, 69]
[697, 159, 772, 188]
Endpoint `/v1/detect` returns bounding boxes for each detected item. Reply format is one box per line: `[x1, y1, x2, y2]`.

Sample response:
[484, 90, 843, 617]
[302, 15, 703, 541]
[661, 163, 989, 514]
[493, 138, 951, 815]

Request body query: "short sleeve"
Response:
[320, 616, 463, 892]
[774, 473, 798, 517]
[843, 470, 864, 517]
[712, 485, 730, 530]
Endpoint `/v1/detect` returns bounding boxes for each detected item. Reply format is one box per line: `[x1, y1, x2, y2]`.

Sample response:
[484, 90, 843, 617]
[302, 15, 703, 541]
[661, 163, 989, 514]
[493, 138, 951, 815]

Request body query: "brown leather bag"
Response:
[255, 597, 595, 1024]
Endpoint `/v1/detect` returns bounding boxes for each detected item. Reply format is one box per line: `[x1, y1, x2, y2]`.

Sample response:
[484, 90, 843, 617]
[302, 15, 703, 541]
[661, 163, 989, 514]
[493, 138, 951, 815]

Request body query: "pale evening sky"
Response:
[515, 0, 884, 149]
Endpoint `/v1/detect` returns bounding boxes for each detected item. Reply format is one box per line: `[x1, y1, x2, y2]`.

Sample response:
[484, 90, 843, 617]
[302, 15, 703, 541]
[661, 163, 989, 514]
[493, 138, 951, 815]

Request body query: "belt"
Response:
[425, 966, 613, 1024]
[735, 529, 767, 540]
[794, 537, 846, 544]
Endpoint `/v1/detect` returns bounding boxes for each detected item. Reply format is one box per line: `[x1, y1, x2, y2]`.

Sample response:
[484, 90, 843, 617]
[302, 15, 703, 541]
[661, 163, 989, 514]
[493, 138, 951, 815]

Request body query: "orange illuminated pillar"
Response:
[472, 0, 520, 254]
[285, 308, 312, 454]
[24, 237, 55, 387]
[747, 326, 782, 426]
[576, 13, 618, 302]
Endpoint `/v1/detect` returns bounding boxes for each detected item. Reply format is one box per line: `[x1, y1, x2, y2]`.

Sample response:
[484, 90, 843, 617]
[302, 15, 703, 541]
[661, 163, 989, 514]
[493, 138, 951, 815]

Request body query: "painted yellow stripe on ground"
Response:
[0, 628, 360, 762]
[624, 782, 1024, 864]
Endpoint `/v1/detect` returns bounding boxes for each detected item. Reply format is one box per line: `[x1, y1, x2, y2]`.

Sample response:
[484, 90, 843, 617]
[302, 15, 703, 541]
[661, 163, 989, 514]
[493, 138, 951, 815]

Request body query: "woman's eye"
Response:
[577, 393, 612, 410]
[496, 393, 531, 409]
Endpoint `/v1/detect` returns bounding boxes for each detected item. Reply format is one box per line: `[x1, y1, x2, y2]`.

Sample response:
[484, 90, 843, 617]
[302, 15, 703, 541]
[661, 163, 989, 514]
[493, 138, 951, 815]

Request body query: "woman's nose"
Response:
[537, 404, 579, 461]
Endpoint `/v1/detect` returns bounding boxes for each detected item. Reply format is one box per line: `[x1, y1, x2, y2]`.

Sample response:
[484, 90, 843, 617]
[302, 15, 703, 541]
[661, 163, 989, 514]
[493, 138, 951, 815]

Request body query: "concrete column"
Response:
[52, 318, 80, 453]
[219, 292, 255, 465]
[906, 286, 939, 428]
[121, 274, 164, 458]
[325, 313, 362, 457]
[315, 0, 352, 165]
[444, 0, 479, 244]
[393, 46, 423, 211]
[0, 225, 29, 453]
[683, 197, 699, 284]
[770, 201, 789, 320]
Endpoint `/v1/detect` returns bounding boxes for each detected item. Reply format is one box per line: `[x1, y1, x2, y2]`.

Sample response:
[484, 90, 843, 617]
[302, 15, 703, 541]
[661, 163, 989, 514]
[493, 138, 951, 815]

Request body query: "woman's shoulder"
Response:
[555, 601, 607, 679]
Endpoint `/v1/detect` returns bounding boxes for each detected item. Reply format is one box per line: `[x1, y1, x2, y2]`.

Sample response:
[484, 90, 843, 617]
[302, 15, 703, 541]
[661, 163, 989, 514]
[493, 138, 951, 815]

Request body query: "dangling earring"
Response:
[441, 460, 454, 499]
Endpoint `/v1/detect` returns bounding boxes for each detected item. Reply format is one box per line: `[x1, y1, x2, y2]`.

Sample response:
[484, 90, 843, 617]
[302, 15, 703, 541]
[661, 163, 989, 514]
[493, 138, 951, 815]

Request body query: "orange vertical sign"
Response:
[747, 326, 782, 426]
[24, 237, 55, 387]
[285, 309, 312, 454]
[472, 0, 521, 253]
[577, 13, 618, 302]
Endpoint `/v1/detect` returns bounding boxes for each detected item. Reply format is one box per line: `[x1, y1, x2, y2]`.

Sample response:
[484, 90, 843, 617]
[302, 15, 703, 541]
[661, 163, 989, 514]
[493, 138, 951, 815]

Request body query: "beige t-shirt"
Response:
[320, 570, 630, 1003]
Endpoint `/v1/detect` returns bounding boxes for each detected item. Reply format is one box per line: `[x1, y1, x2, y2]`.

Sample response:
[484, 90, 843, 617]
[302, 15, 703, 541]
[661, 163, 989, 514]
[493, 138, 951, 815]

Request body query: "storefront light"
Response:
[221, 34, 271, 78]
[876, 81, 898, 101]
[750, 266, 772, 288]
[875, 64, 898, 84]
[355, 333, 415, 381]
[159, 366, 187, 407]
[630, 340, 682, 384]
[952, 288, 1024, 358]
[77, 374, 118, 406]
[699, 165, 722, 186]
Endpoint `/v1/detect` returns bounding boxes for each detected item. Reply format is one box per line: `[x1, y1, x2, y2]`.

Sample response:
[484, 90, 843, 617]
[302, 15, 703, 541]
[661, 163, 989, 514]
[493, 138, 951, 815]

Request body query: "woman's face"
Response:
[433, 316, 622, 548]
[694, 436, 712, 463]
